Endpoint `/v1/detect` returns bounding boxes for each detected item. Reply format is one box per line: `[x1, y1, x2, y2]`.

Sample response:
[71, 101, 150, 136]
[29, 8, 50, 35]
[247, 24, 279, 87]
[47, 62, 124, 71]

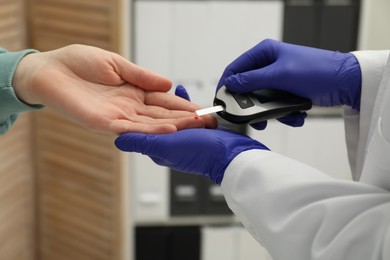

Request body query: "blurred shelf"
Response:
[135, 215, 239, 227]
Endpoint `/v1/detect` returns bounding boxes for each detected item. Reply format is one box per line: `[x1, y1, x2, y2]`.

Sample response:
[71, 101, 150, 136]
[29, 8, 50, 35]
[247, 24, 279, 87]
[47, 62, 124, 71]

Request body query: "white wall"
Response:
[134, 1, 283, 107]
[358, 0, 390, 50]
[133, 0, 285, 223]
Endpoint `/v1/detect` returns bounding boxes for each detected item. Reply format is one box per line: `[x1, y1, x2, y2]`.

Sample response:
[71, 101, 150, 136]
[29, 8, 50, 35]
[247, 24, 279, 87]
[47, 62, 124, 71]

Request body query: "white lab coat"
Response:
[221, 51, 390, 260]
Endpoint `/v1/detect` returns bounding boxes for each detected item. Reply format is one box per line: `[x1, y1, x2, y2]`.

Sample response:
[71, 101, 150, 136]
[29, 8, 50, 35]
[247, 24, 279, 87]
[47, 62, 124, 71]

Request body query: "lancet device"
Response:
[196, 86, 312, 124]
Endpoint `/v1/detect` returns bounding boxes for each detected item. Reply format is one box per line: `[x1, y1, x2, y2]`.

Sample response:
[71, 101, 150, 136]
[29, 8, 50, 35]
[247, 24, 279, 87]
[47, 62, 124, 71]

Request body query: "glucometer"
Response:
[196, 86, 312, 124]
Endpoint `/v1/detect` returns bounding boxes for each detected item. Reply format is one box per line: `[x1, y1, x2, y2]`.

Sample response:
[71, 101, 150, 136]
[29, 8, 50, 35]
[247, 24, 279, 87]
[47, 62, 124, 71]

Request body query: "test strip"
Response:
[195, 105, 224, 116]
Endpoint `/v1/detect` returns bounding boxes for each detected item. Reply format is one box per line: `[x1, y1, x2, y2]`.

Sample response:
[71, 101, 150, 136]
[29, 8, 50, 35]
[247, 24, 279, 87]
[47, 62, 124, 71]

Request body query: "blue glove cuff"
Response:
[341, 53, 362, 111]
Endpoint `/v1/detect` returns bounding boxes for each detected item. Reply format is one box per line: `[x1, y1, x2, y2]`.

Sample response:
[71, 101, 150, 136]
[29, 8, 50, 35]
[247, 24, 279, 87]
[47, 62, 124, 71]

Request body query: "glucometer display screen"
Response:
[252, 89, 298, 103]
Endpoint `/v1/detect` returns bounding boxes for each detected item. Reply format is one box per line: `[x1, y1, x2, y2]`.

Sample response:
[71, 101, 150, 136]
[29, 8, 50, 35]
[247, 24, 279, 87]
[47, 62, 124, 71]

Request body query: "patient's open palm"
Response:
[13, 45, 217, 134]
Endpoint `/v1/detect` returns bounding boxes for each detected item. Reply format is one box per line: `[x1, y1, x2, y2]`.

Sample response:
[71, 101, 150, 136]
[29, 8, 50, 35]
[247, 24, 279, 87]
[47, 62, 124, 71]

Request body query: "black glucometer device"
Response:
[211, 86, 312, 124]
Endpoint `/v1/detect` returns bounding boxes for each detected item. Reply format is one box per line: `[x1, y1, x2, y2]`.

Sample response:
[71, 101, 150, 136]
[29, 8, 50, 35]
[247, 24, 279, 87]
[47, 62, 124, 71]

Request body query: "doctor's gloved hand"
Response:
[115, 128, 269, 184]
[218, 39, 362, 111]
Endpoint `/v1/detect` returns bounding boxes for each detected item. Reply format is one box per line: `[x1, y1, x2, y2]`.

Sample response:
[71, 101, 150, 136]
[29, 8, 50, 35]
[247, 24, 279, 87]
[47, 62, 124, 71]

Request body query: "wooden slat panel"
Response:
[33, 109, 123, 260]
[43, 215, 111, 251]
[0, 0, 26, 51]
[32, 31, 112, 51]
[41, 162, 113, 195]
[0, 2, 33, 260]
[34, 0, 111, 10]
[34, 17, 110, 39]
[0, 114, 35, 260]
[29, 0, 125, 257]
[29, 0, 121, 52]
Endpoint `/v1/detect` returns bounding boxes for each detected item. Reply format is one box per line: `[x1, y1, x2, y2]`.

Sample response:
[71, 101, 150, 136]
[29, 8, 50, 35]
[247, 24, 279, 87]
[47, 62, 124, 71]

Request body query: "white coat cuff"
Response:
[345, 51, 390, 179]
[221, 149, 331, 191]
[351, 50, 389, 122]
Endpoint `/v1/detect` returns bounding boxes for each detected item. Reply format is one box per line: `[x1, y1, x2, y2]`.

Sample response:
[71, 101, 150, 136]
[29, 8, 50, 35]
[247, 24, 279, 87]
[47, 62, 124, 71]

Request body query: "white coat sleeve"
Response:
[221, 150, 390, 260]
[344, 51, 390, 180]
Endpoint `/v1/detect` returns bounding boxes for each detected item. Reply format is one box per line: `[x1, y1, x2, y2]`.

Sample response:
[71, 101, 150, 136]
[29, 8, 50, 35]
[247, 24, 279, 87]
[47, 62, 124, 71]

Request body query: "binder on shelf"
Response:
[202, 181, 233, 216]
[320, 1, 360, 52]
[135, 227, 171, 260]
[171, 226, 200, 260]
[170, 171, 203, 216]
[283, 0, 360, 52]
[136, 226, 200, 260]
[283, 0, 320, 47]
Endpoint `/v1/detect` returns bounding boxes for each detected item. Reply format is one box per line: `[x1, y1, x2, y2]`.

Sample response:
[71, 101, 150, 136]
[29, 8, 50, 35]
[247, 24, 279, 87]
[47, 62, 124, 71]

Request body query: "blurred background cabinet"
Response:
[283, 0, 360, 52]
[133, 2, 284, 259]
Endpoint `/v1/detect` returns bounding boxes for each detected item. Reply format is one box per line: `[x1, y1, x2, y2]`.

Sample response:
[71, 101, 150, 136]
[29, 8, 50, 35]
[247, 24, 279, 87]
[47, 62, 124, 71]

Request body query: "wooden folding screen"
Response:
[28, 0, 128, 259]
[28, 0, 122, 52]
[0, 0, 36, 259]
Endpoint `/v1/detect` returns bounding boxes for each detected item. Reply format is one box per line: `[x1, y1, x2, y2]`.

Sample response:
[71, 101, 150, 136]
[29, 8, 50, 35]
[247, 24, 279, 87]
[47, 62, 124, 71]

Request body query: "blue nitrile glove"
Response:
[115, 128, 269, 184]
[175, 84, 191, 101]
[218, 38, 362, 111]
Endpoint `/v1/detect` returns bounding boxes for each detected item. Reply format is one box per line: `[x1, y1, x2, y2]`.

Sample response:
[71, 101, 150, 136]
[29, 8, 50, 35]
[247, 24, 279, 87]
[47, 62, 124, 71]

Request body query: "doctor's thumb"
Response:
[115, 133, 156, 155]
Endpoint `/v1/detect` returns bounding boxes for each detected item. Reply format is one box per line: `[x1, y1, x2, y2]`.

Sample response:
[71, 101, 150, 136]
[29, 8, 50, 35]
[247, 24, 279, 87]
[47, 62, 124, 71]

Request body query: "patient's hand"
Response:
[13, 44, 217, 134]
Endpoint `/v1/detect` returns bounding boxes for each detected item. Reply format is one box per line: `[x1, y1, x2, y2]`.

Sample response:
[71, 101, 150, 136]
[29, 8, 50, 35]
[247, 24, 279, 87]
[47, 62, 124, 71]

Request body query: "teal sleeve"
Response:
[0, 48, 45, 135]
